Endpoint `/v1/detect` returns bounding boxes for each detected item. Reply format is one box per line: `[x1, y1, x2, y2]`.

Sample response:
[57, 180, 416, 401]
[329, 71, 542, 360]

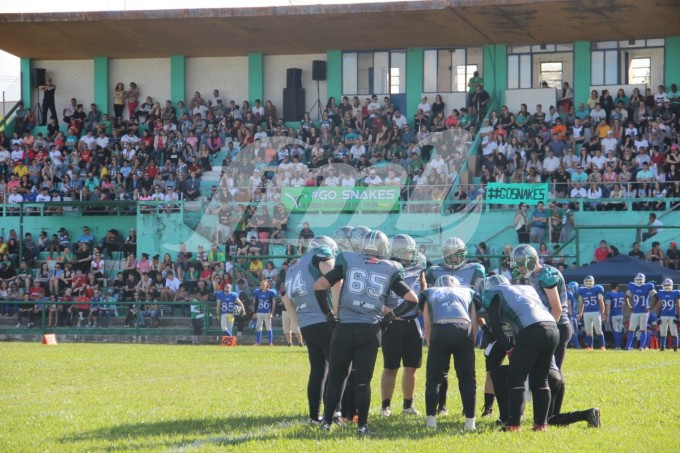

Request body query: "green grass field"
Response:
[1, 343, 678, 452]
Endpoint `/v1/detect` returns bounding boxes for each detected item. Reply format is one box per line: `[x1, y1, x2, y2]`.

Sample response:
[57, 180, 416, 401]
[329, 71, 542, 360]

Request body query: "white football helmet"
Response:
[584, 275, 595, 289]
[441, 237, 467, 270]
[662, 278, 673, 291]
[435, 275, 460, 288]
[634, 273, 646, 286]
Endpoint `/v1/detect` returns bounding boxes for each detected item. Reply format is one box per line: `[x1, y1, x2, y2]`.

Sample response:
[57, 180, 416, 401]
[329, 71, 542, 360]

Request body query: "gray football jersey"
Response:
[482, 284, 555, 335]
[420, 287, 475, 323]
[284, 246, 334, 328]
[385, 252, 426, 319]
[425, 262, 485, 288]
[527, 265, 569, 325]
[336, 251, 405, 324]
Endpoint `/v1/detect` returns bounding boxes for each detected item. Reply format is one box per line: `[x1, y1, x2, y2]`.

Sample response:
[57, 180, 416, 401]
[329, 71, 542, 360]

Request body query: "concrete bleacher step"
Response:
[183, 200, 204, 212]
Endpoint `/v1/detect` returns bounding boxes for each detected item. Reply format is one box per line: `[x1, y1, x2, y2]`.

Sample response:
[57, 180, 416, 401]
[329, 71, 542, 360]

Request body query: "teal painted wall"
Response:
[482, 44, 507, 106]
[664, 36, 680, 87]
[406, 48, 424, 122]
[248, 52, 264, 104]
[93, 57, 109, 114]
[20, 58, 31, 105]
[573, 41, 591, 110]
[170, 55, 186, 104]
[326, 50, 342, 102]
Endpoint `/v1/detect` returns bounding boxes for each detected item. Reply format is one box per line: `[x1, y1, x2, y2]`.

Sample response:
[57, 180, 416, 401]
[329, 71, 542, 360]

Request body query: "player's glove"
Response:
[325, 312, 337, 330]
[505, 347, 515, 360]
[380, 311, 396, 333]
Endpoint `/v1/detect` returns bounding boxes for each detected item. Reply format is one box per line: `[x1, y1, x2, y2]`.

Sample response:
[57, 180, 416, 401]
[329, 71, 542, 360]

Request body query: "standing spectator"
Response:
[38, 77, 57, 126]
[558, 202, 574, 243]
[467, 70, 484, 108]
[529, 201, 548, 243]
[297, 222, 315, 254]
[514, 203, 530, 243]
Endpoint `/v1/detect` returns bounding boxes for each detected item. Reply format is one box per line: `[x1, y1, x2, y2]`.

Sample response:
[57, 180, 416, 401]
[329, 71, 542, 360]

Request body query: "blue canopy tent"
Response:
[562, 254, 680, 286]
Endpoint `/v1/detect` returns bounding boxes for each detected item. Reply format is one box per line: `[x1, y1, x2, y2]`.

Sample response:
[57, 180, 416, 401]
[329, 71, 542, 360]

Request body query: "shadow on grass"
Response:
[59, 413, 479, 450]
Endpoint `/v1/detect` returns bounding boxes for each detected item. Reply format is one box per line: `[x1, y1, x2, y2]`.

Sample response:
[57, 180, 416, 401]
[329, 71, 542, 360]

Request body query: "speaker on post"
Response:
[286, 68, 302, 89]
[34, 68, 46, 88]
[283, 88, 305, 122]
[312, 60, 327, 81]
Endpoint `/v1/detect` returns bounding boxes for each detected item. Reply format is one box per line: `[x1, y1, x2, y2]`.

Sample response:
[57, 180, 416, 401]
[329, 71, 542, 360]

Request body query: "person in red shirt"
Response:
[145, 161, 159, 179]
[593, 240, 612, 262]
[29, 280, 46, 301]
[74, 293, 90, 327]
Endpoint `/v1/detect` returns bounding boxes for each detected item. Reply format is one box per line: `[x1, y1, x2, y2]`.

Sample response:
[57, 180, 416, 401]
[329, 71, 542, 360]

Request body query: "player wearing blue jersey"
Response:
[604, 283, 626, 349]
[656, 278, 679, 352]
[252, 280, 278, 346]
[380, 234, 426, 418]
[420, 275, 479, 431]
[480, 275, 559, 432]
[566, 282, 581, 349]
[424, 237, 488, 416]
[511, 244, 569, 370]
[577, 276, 606, 350]
[281, 236, 340, 423]
[625, 273, 657, 351]
[314, 230, 419, 436]
[215, 284, 245, 336]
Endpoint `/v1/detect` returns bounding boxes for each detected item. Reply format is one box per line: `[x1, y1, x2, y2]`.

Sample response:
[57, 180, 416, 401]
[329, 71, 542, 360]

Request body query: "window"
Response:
[422, 48, 483, 93]
[507, 44, 572, 89]
[540, 62, 563, 88]
[342, 50, 405, 95]
[629, 58, 651, 85]
[591, 39, 664, 86]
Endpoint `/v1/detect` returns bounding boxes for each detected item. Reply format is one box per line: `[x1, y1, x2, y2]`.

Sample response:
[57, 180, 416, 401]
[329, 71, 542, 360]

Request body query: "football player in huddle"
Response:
[314, 230, 419, 436]
[380, 234, 427, 418]
[281, 236, 340, 424]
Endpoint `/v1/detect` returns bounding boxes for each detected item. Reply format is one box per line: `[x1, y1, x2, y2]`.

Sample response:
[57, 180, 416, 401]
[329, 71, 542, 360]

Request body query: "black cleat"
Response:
[357, 425, 374, 437]
[481, 405, 494, 417]
[586, 408, 601, 428]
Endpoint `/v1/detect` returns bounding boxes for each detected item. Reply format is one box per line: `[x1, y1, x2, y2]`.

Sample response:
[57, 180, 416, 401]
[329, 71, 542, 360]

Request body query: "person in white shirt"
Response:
[570, 182, 587, 198]
[417, 96, 431, 117]
[79, 131, 96, 149]
[654, 85, 668, 107]
[384, 169, 401, 186]
[120, 132, 139, 146]
[251, 99, 265, 120]
[542, 149, 561, 178]
[364, 169, 383, 186]
[600, 131, 617, 154]
[323, 168, 340, 186]
[393, 110, 407, 129]
[633, 135, 649, 152]
[208, 89, 224, 108]
[163, 187, 179, 213]
[0, 147, 11, 167]
[253, 125, 268, 141]
[36, 187, 51, 202]
[7, 188, 23, 212]
[368, 96, 382, 118]
[590, 149, 606, 171]
[341, 172, 356, 187]
[161, 271, 182, 301]
[350, 139, 366, 161]
[94, 132, 109, 149]
[289, 171, 305, 187]
[429, 153, 447, 175]
[10, 145, 24, 164]
[589, 104, 606, 123]
[479, 118, 494, 147]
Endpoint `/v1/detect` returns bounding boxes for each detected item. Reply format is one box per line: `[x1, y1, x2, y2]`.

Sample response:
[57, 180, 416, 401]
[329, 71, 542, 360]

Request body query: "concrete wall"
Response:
[263, 54, 327, 117]
[185, 56, 249, 105]
[109, 58, 171, 118]
[30, 60, 94, 116]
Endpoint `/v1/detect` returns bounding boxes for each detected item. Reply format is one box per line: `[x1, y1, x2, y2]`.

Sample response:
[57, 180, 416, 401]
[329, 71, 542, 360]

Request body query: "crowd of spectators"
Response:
[476, 83, 680, 210]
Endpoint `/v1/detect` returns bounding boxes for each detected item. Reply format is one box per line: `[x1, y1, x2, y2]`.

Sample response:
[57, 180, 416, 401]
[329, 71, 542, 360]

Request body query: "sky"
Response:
[0, 0, 407, 101]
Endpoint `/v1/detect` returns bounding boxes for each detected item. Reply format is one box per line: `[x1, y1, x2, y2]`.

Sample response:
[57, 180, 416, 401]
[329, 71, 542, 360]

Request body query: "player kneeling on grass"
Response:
[215, 283, 245, 336]
[491, 357, 601, 428]
[281, 235, 340, 424]
[420, 275, 479, 431]
[380, 234, 426, 418]
[577, 276, 606, 350]
[314, 230, 419, 436]
[656, 278, 679, 352]
[480, 274, 561, 432]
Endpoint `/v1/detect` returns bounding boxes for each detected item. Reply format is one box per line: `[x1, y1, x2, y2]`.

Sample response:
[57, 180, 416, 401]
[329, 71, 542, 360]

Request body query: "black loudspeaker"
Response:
[286, 68, 302, 89]
[34, 68, 46, 88]
[312, 60, 327, 81]
[283, 88, 305, 122]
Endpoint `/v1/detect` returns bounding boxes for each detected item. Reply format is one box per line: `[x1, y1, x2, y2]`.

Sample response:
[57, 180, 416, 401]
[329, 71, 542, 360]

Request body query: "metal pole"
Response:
[18, 202, 24, 265]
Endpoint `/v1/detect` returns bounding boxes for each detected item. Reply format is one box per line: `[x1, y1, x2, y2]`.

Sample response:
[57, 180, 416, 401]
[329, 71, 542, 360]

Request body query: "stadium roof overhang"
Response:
[0, 0, 677, 59]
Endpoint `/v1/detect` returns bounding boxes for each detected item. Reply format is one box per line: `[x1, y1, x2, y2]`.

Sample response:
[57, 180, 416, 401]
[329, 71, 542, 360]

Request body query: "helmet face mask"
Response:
[441, 237, 467, 270]
[634, 273, 646, 286]
[389, 234, 417, 267]
[435, 275, 460, 288]
[583, 276, 595, 289]
[349, 226, 371, 252]
[362, 230, 389, 259]
[510, 245, 539, 279]
[662, 278, 673, 291]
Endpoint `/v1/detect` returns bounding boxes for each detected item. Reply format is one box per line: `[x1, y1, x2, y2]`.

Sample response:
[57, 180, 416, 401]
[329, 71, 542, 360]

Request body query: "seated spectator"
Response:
[594, 240, 611, 262]
[641, 212, 663, 241]
[666, 241, 680, 269]
[646, 241, 665, 263]
[628, 241, 645, 260]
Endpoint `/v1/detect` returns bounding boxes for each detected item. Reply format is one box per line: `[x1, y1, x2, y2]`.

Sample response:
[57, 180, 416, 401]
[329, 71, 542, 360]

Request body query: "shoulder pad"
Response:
[539, 267, 560, 288]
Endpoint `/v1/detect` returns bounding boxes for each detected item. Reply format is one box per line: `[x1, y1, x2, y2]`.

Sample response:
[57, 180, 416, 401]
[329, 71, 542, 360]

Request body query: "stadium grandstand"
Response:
[0, 0, 679, 343]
